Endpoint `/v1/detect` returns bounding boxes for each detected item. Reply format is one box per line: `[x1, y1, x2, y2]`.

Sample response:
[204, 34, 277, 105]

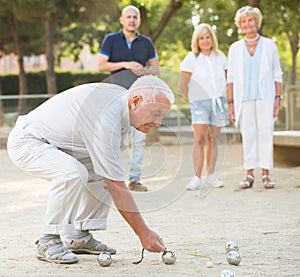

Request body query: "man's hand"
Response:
[139, 229, 166, 253]
[124, 61, 147, 76]
[104, 178, 166, 253]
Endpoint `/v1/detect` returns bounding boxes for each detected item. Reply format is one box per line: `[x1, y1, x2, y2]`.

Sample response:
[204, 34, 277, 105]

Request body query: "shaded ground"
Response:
[0, 138, 299, 277]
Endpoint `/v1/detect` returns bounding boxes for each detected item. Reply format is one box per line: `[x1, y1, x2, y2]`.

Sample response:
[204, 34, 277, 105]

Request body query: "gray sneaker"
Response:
[36, 239, 79, 264]
[128, 181, 148, 192]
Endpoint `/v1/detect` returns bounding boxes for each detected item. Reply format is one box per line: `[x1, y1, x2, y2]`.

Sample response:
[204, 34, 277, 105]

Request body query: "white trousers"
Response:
[7, 123, 112, 235]
[239, 100, 274, 170]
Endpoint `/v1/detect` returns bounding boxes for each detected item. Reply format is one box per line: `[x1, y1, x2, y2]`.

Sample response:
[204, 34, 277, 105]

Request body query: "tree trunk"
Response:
[247, 0, 263, 34]
[8, 15, 28, 116]
[45, 14, 57, 94]
[16, 55, 28, 115]
[0, 79, 3, 126]
[288, 34, 299, 85]
[141, 0, 184, 42]
[247, 0, 260, 8]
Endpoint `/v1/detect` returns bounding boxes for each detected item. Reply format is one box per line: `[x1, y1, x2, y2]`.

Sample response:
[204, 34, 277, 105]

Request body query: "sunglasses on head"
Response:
[239, 6, 254, 14]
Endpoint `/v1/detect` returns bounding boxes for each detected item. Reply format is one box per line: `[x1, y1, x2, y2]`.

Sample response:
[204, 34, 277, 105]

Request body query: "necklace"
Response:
[244, 34, 259, 42]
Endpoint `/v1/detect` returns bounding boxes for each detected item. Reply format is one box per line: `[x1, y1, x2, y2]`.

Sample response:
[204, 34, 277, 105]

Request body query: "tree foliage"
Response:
[261, 0, 299, 84]
[169, 0, 299, 84]
[1, 0, 299, 92]
[8, 0, 119, 93]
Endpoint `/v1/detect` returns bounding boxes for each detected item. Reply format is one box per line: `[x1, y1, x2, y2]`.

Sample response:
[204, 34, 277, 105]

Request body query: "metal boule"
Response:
[226, 250, 241, 266]
[220, 269, 236, 277]
[162, 250, 176, 264]
[97, 252, 112, 267]
[225, 241, 239, 253]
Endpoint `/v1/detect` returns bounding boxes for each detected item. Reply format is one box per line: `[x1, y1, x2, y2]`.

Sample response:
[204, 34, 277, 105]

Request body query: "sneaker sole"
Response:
[186, 186, 201, 191]
[37, 255, 79, 264]
[129, 188, 148, 192]
[206, 181, 224, 188]
[71, 249, 116, 255]
[213, 184, 224, 188]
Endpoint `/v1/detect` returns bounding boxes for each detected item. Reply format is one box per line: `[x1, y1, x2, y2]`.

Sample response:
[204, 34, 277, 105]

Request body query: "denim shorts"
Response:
[190, 97, 229, 126]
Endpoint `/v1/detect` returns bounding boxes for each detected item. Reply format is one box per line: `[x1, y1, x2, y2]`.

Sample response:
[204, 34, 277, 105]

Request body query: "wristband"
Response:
[227, 99, 234, 104]
[275, 95, 282, 100]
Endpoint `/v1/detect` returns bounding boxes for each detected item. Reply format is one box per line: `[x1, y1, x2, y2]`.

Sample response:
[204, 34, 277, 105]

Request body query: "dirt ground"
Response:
[0, 135, 299, 277]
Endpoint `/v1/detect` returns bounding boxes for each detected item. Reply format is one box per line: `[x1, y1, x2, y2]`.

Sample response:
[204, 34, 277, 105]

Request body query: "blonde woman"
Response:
[180, 23, 228, 190]
[227, 6, 282, 189]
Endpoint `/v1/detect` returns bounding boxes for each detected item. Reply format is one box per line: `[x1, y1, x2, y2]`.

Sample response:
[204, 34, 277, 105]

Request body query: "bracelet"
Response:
[275, 95, 282, 100]
[227, 99, 234, 104]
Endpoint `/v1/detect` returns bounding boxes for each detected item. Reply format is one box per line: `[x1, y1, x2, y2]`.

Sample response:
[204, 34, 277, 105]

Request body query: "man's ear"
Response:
[129, 95, 142, 110]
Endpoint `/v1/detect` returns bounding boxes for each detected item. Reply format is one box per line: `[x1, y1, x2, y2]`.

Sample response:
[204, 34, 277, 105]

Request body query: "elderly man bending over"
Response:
[7, 75, 174, 264]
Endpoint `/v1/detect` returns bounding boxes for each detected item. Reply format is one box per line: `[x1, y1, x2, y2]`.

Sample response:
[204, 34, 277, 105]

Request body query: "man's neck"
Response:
[123, 29, 137, 42]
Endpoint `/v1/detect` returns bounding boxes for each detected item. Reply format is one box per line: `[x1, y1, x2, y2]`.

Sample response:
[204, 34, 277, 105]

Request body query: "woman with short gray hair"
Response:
[227, 6, 283, 189]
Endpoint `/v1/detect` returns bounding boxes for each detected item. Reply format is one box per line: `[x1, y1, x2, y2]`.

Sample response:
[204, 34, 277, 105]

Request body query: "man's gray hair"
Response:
[122, 5, 140, 17]
[129, 75, 175, 104]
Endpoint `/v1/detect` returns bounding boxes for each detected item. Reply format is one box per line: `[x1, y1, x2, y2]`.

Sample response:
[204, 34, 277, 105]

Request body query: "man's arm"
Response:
[98, 53, 146, 74]
[145, 56, 160, 75]
[104, 178, 166, 252]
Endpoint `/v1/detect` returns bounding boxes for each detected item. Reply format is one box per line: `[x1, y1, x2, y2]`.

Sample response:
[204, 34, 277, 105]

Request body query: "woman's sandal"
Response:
[239, 175, 254, 189]
[262, 175, 275, 189]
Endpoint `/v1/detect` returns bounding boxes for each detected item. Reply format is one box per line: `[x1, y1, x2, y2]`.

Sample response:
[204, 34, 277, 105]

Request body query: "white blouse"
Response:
[180, 51, 227, 102]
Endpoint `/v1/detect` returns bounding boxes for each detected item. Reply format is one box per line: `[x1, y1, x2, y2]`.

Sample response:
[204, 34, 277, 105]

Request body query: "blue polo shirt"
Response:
[100, 30, 157, 88]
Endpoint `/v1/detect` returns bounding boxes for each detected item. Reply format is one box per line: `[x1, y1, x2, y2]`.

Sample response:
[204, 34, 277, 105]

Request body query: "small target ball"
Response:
[162, 250, 176, 264]
[226, 250, 241, 266]
[97, 252, 112, 267]
[206, 260, 213, 268]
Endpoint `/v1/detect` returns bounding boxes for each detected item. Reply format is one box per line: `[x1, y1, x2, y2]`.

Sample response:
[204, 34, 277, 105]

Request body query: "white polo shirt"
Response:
[21, 83, 130, 181]
[180, 51, 227, 102]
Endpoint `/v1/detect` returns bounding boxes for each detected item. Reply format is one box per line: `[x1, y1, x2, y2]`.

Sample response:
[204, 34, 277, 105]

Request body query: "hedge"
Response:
[0, 71, 110, 95]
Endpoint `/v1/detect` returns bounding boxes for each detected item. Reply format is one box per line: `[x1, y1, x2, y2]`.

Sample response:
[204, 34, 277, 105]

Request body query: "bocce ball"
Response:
[225, 241, 239, 253]
[97, 252, 112, 267]
[162, 250, 176, 264]
[220, 269, 236, 277]
[226, 250, 241, 266]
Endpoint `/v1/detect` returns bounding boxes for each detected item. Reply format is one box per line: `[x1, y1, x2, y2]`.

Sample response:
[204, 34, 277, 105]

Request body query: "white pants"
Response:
[7, 123, 112, 235]
[239, 100, 274, 170]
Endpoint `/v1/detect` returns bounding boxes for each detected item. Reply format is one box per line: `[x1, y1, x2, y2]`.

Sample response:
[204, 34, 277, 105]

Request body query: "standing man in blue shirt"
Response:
[98, 5, 159, 192]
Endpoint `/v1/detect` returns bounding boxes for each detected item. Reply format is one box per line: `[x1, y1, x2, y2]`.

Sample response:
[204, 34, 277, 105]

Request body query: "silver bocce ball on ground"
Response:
[97, 252, 112, 267]
[226, 250, 241, 266]
[225, 241, 239, 253]
[220, 269, 236, 277]
[162, 250, 176, 264]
